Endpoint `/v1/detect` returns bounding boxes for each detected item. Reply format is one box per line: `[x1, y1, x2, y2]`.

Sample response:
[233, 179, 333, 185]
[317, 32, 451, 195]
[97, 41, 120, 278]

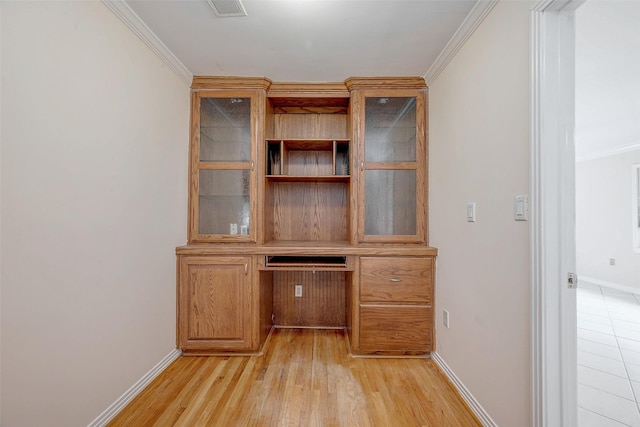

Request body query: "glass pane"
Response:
[200, 97, 251, 162]
[365, 97, 417, 162]
[365, 170, 416, 235]
[198, 170, 250, 235]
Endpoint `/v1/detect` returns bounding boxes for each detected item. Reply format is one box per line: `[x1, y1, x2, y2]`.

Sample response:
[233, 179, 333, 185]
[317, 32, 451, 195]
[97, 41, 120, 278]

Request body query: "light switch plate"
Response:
[467, 202, 476, 222]
[514, 195, 528, 221]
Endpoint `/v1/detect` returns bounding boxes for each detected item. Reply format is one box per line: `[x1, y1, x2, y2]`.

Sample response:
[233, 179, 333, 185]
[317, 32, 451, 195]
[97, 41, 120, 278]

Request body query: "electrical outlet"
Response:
[610, 258, 616, 266]
[295, 284, 303, 297]
[443, 309, 450, 328]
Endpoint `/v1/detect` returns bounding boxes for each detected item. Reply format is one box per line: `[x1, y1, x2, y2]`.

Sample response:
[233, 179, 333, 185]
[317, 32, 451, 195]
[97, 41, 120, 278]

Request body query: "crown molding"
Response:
[192, 76, 273, 91]
[344, 77, 426, 90]
[424, 0, 499, 85]
[101, 0, 193, 84]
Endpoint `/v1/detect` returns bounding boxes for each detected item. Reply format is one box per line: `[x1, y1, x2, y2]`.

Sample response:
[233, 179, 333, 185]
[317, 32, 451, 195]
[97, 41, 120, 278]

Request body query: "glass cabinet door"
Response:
[190, 92, 259, 242]
[359, 92, 426, 243]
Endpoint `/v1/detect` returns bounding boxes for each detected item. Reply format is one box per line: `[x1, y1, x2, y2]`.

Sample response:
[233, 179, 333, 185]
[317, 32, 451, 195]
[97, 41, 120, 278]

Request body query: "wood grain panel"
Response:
[270, 182, 348, 241]
[360, 257, 432, 303]
[274, 113, 348, 139]
[285, 150, 333, 176]
[274, 113, 317, 139]
[188, 265, 244, 340]
[316, 113, 349, 139]
[358, 305, 431, 353]
[259, 271, 274, 344]
[178, 256, 254, 352]
[272, 271, 346, 327]
[108, 329, 480, 427]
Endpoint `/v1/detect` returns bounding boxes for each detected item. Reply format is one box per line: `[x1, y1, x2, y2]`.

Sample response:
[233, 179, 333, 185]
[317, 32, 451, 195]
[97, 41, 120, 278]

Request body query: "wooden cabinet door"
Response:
[177, 256, 255, 353]
[189, 89, 265, 243]
[352, 88, 427, 244]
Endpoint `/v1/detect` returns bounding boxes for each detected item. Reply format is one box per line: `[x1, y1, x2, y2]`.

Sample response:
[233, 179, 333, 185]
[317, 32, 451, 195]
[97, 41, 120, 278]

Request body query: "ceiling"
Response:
[123, 0, 479, 82]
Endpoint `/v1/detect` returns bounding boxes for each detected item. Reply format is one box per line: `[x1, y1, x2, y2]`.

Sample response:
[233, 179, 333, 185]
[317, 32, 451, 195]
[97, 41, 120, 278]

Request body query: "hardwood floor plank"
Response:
[107, 329, 481, 427]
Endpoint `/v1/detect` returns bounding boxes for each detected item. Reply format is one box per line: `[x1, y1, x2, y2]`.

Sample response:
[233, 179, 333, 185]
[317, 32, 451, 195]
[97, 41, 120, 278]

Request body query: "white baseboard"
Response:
[431, 352, 498, 427]
[580, 276, 640, 295]
[87, 348, 182, 427]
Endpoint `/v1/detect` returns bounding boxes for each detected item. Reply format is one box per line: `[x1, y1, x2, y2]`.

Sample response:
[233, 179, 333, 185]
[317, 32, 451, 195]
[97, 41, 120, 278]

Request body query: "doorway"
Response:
[532, 1, 640, 426]
[574, 1, 640, 424]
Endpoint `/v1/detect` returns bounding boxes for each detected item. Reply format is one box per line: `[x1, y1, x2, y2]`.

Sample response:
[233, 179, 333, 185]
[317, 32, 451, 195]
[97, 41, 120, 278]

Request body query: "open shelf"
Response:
[265, 175, 349, 182]
[266, 139, 350, 178]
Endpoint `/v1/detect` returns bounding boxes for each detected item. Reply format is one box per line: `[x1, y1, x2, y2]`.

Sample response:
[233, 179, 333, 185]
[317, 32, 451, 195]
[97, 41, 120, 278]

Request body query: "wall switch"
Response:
[443, 309, 450, 328]
[610, 258, 616, 266]
[295, 284, 303, 297]
[514, 195, 528, 221]
[466, 203, 476, 222]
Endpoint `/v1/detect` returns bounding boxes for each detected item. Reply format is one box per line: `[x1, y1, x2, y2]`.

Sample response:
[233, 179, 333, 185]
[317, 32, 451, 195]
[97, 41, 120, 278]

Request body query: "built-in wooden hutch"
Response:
[176, 76, 437, 356]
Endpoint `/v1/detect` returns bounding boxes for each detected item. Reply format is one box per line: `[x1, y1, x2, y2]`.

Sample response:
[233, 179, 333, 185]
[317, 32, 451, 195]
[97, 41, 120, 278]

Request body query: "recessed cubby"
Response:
[264, 96, 352, 244]
[266, 139, 350, 180]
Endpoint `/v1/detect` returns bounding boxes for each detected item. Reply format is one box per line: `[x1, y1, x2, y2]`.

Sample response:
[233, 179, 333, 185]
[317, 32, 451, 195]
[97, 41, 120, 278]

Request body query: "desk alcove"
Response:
[176, 77, 436, 357]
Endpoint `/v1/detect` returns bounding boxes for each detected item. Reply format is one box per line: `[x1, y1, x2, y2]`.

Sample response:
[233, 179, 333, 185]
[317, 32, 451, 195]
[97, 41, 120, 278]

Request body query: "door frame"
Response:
[530, 1, 583, 426]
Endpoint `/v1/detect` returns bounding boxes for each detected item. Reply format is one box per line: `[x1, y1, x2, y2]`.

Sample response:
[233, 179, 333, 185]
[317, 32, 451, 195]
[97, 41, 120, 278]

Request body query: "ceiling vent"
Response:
[206, 0, 247, 17]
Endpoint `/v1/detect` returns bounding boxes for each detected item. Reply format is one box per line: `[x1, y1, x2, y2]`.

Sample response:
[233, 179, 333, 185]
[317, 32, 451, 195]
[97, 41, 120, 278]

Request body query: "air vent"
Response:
[206, 0, 247, 17]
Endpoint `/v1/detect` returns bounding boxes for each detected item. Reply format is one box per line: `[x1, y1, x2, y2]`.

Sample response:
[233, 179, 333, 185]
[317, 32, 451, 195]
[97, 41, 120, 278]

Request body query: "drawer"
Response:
[359, 305, 432, 353]
[360, 257, 432, 303]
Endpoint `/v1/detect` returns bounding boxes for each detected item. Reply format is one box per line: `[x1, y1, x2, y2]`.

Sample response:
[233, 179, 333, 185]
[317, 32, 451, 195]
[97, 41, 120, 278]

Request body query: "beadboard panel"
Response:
[272, 271, 346, 327]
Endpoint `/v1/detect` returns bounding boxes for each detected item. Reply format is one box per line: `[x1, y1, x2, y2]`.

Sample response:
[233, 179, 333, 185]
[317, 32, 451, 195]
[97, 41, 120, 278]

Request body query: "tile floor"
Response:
[578, 281, 640, 426]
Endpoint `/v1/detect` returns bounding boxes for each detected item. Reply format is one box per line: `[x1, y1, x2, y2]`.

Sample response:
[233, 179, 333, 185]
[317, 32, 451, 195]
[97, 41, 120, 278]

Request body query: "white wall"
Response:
[575, 0, 640, 160]
[429, 1, 532, 425]
[574, 0, 640, 292]
[576, 150, 640, 290]
[1, 2, 189, 426]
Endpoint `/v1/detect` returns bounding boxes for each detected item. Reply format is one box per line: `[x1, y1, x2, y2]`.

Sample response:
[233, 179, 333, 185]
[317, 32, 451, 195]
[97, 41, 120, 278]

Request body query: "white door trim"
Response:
[530, 1, 582, 426]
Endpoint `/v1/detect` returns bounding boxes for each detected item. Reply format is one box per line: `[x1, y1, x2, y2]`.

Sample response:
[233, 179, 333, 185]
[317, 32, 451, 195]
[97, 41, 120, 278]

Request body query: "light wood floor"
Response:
[108, 328, 481, 426]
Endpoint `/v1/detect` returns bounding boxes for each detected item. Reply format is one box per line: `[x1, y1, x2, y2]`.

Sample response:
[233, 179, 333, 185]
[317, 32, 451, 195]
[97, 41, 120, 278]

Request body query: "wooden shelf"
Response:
[266, 138, 350, 178]
[266, 138, 348, 149]
[265, 175, 349, 182]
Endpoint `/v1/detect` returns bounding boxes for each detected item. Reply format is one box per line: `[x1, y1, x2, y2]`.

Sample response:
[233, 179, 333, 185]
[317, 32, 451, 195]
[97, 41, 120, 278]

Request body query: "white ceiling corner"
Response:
[101, 0, 193, 84]
[108, 0, 488, 83]
[424, 0, 498, 85]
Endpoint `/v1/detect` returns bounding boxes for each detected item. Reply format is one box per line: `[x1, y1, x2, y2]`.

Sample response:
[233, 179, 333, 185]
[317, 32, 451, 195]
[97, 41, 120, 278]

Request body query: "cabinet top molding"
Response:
[344, 77, 427, 90]
[191, 76, 273, 90]
[191, 76, 427, 92]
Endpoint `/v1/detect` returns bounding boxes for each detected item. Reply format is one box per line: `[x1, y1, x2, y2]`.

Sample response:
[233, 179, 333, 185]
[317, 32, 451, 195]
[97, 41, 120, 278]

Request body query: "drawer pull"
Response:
[389, 278, 402, 283]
